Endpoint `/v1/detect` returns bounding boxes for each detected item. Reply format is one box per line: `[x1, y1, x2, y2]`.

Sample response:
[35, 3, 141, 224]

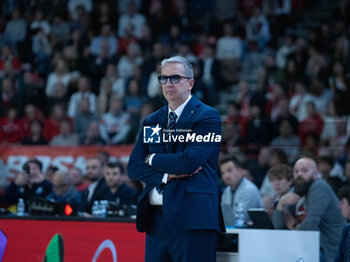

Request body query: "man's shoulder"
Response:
[238, 178, 260, 193]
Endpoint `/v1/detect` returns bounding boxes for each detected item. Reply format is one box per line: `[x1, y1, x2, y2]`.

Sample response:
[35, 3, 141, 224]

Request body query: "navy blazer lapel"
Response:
[175, 96, 200, 130]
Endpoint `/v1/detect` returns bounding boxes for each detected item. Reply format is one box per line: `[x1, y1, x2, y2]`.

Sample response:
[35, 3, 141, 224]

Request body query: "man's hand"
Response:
[14, 171, 29, 186]
[167, 167, 202, 181]
[276, 192, 300, 211]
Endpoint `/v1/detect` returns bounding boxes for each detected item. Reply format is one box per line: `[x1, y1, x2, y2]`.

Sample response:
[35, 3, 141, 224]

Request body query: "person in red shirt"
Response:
[18, 103, 43, 138]
[0, 106, 23, 144]
[298, 101, 323, 146]
[0, 44, 21, 73]
[43, 103, 73, 142]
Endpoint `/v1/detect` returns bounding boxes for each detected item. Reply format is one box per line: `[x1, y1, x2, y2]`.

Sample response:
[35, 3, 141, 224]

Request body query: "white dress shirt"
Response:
[149, 95, 192, 205]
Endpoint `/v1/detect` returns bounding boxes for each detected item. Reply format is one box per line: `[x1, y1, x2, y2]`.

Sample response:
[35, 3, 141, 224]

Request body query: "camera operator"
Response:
[3, 158, 53, 205]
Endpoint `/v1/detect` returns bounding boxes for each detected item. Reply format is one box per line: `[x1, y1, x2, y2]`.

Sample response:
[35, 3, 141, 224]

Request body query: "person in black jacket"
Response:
[79, 157, 108, 215]
[4, 158, 52, 205]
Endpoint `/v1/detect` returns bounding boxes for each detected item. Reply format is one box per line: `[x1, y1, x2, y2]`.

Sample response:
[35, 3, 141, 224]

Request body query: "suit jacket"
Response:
[334, 224, 350, 262]
[79, 178, 108, 213]
[127, 96, 225, 233]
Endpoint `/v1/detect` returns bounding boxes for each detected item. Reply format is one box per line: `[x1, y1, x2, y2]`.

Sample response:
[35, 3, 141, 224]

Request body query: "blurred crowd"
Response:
[0, 0, 350, 202]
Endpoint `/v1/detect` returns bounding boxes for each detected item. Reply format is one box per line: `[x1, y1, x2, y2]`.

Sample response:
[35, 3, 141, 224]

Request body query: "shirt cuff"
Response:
[149, 153, 155, 166]
[162, 173, 168, 184]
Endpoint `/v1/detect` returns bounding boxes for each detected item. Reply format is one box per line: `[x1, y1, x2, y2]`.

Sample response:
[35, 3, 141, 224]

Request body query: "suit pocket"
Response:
[186, 184, 213, 194]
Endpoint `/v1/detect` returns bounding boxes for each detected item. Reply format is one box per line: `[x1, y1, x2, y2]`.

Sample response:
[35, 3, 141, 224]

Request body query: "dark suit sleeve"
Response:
[151, 108, 221, 174]
[127, 120, 168, 186]
[334, 225, 349, 262]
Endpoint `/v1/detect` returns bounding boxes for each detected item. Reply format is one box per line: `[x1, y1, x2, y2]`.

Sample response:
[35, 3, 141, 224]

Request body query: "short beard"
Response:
[293, 177, 314, 197]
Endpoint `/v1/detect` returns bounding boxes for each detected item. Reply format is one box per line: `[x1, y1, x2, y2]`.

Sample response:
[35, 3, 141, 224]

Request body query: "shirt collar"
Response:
[168, 95, 192, 121]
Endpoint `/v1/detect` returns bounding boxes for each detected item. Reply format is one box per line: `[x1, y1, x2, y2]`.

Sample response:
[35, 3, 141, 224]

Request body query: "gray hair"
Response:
[160, 56, 194, 79]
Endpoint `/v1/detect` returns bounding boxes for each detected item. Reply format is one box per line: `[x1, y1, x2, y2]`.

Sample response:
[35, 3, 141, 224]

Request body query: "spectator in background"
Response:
[117, 42, 143, 82]
[68, 0, 93, 20]
[89, 23, 118, 58]
[270, 119, 301, 163]
[220, 156, 264, 225]
[18, 103, 43, 138]
[0, 9, 27, 51]
[70, 167, 89, 192]
[249, 147, 271, 189]
[246, 7, 271, 50]
[334, 185, 350, 262]
[289, 81, 314, 122]
[102, 162, 137, 206]
[21, 120, 48, 145]
[46, 171, 81, 205]
[216, 22, 242, 61]
[30, 9, 51, 36]
[320, 100, 340, 145]
[45, 59, 75, 103]
[318, 156, 345, 194]
[80, 121, 106, 145]
[272, 98, 299, 137]
[80, 157, 108, 215]
[298, 101, 324, 146]
[50, 15, 71, 49]
[3, 158, 52, 205]
[31, 28, 52, 75]
[0, 106, 22, 144]
[0, 44, 21, 74]
[50, 119, 80, 146]
[44, 165, 59, 184]
[99, 95, 130, 145]
[0, 77, 22, 117]
[68, 76, 97, 118]
[43, 103, 73, 142]
[117, 1, 146, 39]
[265, 164, 293, 217]
[273, 157, 345, 262]
[74, 98, 98, 140]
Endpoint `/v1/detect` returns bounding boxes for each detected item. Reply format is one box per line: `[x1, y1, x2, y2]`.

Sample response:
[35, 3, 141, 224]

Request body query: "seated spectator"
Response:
[80, 157, 108, 215]
[89, 23, 118, 58]
[102, 162, 137, 206]
[30, 9, 51, 35]
[0, 106, 23, 144]
[248, 147, 271, 189]
[117, 1, 146, 39]
[343, 160, 350, 186]
[80, 121, 106, 145]
[45, 59, 74, 102]
[265, 164, 293, 217]
[334, 185, 350, 262]
[318, 156, 345, 194]
[68, 0, 93, 21]
[50, 119, 80, 146]
[43, 103, 73, 142]
[270, 119, 301, 163]
[46, 171, 81, 205]
[18, 103, 43, 138]
[0, 44, 21, 74]
[68, 76, 97, 118]
[117, 42, 143, 82]
[125, 78, 145, 115]
[0, 9, 27, 51]
[21, 120, 48, 145]
[220, 156, 264, 225]
[44, 165, 59, 184]
[31, 28, 52, 75]
[272, 157, 345, 262]
[289, 81, 314, 121]
[99, 96, 130, 145]
[246, 7, 270, 50]
[298, 101, 323, 146]
[0, 77, 22, 118]
[216, 22, 242, 60]
[74, 98, 98, 140]
[70, 167, 89, 192]
[3, 158, 52, 205]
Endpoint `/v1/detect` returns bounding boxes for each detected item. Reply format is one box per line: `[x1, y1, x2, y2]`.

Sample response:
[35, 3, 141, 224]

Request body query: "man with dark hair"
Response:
[4, 158, 52, 205]
[220, 155, 263, 225]
[273, 157, 345, 262]
[318, 156, 345, 194]
[103, 162, 137, 206]
[334, 185, 350, 262]
[79, 157, 108, 215]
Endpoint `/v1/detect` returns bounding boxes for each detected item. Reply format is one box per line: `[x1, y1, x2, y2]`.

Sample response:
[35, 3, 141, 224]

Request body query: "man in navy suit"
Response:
[127, 56, 224, 262]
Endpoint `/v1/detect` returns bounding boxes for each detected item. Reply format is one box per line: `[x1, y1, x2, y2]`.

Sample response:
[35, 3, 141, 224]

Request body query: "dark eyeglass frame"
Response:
[157, 74, 191, 84]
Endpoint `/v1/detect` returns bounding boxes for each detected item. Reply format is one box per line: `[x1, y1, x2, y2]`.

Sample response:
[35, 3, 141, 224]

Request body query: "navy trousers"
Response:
[145, 209, 217, 262]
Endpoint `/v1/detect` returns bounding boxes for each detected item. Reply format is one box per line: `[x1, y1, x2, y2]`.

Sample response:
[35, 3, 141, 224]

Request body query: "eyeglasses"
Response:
[157, 75, 191, 84]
